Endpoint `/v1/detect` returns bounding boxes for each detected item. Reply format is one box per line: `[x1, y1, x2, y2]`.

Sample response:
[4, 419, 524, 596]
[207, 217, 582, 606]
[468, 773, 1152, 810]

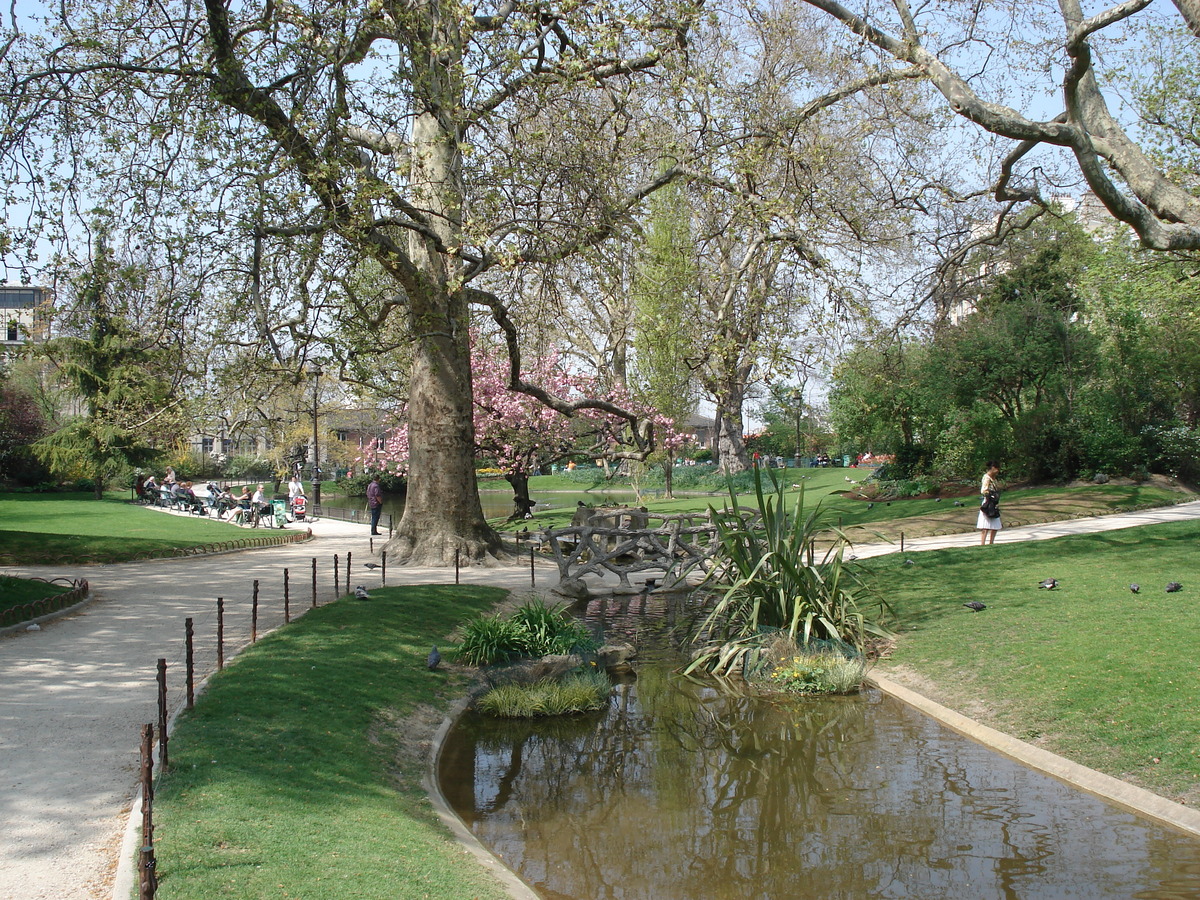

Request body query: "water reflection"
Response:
[326, 489, 652, 524]
[440, 596, 1200, 900]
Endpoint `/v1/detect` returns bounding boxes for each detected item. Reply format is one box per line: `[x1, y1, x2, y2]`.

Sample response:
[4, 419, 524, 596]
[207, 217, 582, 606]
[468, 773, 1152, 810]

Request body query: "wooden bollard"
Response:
[311, 558, 317, 607]
[900, 532, 905, 553]
[139, 723, 157, 900]
[455, 548, 460, 585]
[216, 598, 224, 670]
[252, 579, 259, 643]
[156, 659, 168, 769]
[530, 545, 535, 586]
[185, 617, 194, 710]
[283, 568, 290, 624]
[334, 554, 340, 597]
[381, 551, 387, 585]
[346, 551, 352, 588]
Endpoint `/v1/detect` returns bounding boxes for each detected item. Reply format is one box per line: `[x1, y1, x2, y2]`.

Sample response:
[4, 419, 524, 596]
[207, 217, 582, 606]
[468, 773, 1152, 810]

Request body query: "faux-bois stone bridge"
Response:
[537, 504, 722, 590]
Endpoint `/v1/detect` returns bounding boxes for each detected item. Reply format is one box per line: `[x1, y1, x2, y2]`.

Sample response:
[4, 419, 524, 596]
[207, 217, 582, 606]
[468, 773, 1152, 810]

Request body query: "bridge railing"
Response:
[541, 507, 725, 589]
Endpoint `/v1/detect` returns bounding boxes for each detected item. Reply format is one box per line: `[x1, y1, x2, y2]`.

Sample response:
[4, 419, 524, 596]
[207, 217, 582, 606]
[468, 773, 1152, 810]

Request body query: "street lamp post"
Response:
[309, 362, 322, 509]
[791, 389, 802, 469]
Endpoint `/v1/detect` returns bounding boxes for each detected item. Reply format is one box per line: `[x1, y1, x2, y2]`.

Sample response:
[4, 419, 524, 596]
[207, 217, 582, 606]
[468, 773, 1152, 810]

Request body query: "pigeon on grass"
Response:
[354, 585, 371, 600]
[427, 646, 442, 670]
[1038, 578, 1058, 590]
[1130, 584, 1140, 594]
[963, 601, 986, 612]
[1166, 582, 1183, 593]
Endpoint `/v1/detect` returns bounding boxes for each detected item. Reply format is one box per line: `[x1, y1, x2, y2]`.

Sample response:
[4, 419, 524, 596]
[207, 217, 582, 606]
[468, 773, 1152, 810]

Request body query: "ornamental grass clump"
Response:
[687, 467, 891, 678]
[476, 670, 612, 718]
[766, 650, 866, 695]
[456, 596, 597, 666]
[456, 614, 527, 666]
[508, 596, 598, 657]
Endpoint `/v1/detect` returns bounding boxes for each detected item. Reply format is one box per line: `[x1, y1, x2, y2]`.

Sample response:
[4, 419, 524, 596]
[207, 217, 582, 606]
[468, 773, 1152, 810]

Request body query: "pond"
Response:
[438, 595, 1200, 899]
[325, 489, 649, 524]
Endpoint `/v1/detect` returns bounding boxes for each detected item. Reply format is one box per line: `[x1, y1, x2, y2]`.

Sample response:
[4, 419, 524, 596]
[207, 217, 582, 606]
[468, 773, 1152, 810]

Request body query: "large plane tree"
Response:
[796, 0, 1200, 251]
[1, 0, 699, 564]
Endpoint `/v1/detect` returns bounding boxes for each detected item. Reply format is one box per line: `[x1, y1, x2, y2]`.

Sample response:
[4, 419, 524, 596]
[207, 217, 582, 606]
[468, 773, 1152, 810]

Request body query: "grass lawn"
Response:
[0, 574, 71, 616]
[154, 584, 513, 900]
[861, 518, 1200, 804]
[0, 493, 260, 565]
[507, 469, 1191, 537]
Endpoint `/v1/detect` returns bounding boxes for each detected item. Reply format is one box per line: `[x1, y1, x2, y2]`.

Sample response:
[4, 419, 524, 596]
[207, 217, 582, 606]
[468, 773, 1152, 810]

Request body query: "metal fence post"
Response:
[185, 618, 194, 710]
[381, 551, 387, 585]
[346, 551, 352, 588]
[334, 554, 340, 597]
[283, 568, 290, 624]
[156, 659, 168, 769]
[139, 723, 157, 900]
[216, 598, 224, 670]
[252, 580, 259, 643]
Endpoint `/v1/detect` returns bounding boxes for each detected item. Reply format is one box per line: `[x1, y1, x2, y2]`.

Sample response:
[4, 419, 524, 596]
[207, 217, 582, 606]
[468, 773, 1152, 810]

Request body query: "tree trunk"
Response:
[663, 460, 674, 499]
[391, 323, 499, 564]
[505, 472, 536, 520]
[387, 29, 500, 565]
[714, 388, 750, 474]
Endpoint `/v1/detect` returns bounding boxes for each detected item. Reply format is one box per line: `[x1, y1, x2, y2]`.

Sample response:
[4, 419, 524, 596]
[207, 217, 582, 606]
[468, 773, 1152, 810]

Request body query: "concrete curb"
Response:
[869, 673, 1200, 838]
[425, 699, 543, 900]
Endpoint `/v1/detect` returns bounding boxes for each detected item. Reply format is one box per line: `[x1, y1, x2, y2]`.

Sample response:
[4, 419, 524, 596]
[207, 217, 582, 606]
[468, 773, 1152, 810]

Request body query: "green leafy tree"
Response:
[34, 238, 182, 497]
[631, 172, 699, 497]
[3, 0, 700, 565]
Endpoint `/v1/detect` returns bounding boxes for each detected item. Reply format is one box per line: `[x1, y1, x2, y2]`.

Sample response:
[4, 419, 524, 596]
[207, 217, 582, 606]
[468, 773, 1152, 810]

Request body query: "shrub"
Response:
[686, 467, 891, 677]
[227, 454, 274, 480]
[509, 597, 598, 657]
[765, 650, 866, 695]
[476, 671, 612, 718]
[456, 615, 528, 666]
[456, 597, 597, 666]
[1143, 424, 1200, 482]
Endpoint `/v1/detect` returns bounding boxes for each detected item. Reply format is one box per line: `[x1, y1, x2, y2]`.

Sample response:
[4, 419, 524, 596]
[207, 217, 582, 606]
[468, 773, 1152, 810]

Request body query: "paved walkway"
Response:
[0, 516, 550, 900]
[849, 498, 1200, 558]
[3, 500, 1200, 900]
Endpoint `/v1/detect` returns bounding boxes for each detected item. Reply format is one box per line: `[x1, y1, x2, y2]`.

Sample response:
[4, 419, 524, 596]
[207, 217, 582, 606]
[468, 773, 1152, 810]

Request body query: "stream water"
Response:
[439, 594, 1200, 899]
[329, 489, 647, 524]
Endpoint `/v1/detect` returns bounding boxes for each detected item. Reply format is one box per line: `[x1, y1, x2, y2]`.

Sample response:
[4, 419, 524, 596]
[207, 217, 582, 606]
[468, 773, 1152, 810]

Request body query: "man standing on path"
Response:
[367, 474, 383, 535]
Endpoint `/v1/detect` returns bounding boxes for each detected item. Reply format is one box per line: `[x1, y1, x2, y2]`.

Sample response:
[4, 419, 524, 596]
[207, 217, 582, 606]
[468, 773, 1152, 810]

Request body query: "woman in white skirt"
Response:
[978, 461, 1002, 545]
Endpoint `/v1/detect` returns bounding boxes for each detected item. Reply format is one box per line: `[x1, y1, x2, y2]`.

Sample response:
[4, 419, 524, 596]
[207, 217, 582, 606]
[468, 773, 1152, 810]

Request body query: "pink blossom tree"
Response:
[362, 336, 665, 520]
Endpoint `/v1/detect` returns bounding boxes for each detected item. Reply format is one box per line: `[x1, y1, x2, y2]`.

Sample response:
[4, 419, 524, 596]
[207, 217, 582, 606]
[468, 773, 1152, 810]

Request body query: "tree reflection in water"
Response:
[439, 594, 1200, 900]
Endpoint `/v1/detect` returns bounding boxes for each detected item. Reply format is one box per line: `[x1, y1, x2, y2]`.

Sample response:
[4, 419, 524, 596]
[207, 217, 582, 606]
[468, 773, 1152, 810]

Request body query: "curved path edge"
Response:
[425, 698, 542, 900]
[869, 673, 1200, 838]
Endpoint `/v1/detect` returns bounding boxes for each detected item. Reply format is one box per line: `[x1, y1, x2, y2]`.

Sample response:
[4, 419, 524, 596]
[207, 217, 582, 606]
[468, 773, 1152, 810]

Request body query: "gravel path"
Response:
[0, 516, 549, 900]
[4, 499, 1200, 900]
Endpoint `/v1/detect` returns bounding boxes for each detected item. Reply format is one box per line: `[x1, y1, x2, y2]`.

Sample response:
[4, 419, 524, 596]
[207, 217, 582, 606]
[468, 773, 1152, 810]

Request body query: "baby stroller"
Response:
[289, 495, 308, 522]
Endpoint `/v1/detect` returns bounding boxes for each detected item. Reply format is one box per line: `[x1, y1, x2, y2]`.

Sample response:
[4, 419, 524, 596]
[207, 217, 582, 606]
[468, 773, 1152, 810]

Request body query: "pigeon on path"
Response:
[363, 562, 380, 570]
[963, 601, 987, 612]
[1130, 583, 1140, 594]
[1038, 578, 1059, 590]
[1166, 582, 1183, 593]
[427, 646, 442, 670]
